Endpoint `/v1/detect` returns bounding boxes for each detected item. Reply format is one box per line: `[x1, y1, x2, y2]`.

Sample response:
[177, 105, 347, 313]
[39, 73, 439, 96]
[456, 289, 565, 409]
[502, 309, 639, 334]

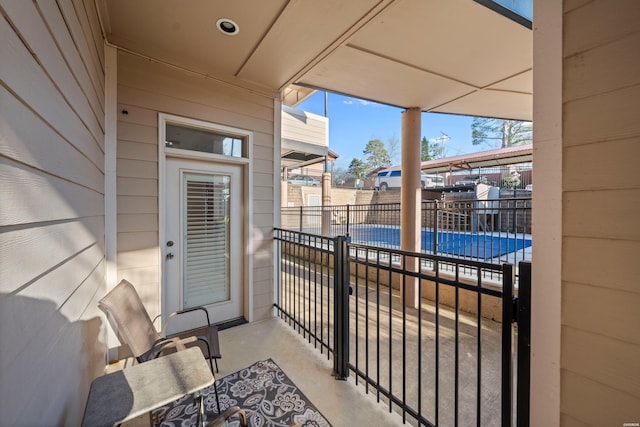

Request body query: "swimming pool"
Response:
[346, 225, 532, 260]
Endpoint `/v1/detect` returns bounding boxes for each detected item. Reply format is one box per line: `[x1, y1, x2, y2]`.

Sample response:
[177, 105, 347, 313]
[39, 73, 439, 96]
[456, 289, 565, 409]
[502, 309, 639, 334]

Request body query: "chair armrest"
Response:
[141, 336, 199, 361]
[207, 406, 247, 427]
[160, 306, 211, 337]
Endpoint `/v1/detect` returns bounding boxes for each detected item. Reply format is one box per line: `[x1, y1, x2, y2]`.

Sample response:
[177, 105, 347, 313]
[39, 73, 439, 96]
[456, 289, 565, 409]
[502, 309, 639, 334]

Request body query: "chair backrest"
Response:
[98, 279, 161, 358]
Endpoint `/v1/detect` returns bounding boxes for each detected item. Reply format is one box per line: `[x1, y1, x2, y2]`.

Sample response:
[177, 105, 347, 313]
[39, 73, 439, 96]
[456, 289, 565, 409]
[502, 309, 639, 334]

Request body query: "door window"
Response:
[183, 173, 231, 308]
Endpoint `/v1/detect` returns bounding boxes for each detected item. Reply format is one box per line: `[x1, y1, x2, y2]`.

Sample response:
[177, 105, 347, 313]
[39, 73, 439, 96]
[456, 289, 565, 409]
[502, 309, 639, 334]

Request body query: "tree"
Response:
[347, 158, 368, 180]
[471, 118, 532, 149]
[421, 135, 447, 160]
[386, 134, 400, 164]
[332, 166, 349, 186]
[421, 136, 432, 161]
[362, 139, 391, 170]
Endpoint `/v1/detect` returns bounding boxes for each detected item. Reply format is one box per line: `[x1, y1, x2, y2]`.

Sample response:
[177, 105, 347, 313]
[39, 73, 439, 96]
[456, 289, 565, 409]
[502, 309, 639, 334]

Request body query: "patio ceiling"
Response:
[98, 0, 532, 120]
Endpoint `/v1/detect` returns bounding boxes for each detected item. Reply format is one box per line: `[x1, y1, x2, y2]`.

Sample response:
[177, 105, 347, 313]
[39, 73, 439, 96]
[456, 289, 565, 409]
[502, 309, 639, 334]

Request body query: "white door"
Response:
[164, 157, 243, 332]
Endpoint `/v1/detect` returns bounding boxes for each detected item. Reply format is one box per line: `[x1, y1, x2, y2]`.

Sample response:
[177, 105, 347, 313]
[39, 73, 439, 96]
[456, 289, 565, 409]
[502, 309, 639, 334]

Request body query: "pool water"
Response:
[347, 226, 532, 259]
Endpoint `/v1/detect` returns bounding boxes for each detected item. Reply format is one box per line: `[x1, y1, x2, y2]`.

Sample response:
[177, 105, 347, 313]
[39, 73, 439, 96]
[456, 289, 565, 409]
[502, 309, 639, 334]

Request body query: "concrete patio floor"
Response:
[221, 303, 506, 427]
[119, 317, 404, 426]
[217, 317, 405, 426]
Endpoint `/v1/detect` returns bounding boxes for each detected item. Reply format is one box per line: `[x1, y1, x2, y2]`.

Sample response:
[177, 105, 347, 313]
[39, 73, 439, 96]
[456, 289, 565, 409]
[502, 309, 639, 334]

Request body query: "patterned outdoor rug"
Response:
[154, 358, 331, 426]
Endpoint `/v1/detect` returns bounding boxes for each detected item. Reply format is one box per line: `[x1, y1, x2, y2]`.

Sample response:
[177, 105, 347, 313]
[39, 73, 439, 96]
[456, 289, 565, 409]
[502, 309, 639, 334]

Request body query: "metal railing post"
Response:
[517, 261, 532, 427]
[346, 204, 351, 236]
[501, 263, 515, 427]
[299, 206, 303, 232]
[333, 235, 350, 380]
[433, 200, 439, 255]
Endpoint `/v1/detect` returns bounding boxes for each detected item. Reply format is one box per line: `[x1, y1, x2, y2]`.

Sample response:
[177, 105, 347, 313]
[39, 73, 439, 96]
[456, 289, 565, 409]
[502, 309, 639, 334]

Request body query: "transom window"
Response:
[166, 123, 245, 158]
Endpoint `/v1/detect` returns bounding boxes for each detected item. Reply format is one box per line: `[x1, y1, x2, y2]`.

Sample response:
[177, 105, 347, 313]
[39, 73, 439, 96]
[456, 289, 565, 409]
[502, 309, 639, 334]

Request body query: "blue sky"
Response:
[297, 91, 481, 169]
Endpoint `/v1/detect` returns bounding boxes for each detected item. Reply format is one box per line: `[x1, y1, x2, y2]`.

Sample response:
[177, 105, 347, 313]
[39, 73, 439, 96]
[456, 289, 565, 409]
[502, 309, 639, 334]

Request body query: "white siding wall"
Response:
[0, 0, 106, 425]
[116, 51, 276, 324]
[561, 1, 640, 425]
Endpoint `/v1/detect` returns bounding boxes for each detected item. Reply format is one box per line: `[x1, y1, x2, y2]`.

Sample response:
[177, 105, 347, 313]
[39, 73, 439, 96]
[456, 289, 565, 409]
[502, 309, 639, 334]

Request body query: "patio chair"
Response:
[98, 280, 224, 410]
[99, 279, 222, 368]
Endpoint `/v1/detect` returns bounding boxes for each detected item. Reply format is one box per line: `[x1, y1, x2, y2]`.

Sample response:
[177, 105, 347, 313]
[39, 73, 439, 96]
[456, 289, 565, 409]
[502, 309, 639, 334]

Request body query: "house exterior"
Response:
[1, 1, 638, 426]
[280, 104, 330, 175]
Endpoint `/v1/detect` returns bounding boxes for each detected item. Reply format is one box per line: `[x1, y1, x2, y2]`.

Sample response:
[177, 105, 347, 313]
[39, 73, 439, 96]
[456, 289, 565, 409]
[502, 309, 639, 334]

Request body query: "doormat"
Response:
[154, 358, 332, 426]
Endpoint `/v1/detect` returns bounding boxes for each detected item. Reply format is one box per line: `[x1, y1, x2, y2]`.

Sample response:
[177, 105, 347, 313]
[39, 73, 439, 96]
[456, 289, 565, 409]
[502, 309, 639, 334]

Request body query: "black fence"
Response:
[274, 229, 336, 358]
[281, 198, 532, 268]
[274, 228, 531, 426]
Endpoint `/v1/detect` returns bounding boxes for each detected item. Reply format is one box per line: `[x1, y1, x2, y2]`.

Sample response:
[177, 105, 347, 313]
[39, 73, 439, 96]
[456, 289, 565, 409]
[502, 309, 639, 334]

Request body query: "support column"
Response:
[104, 44, 119, 362]
[400, 107, 421, 308]
[321, 159, 332, 236]
[530, 0, 562, 424]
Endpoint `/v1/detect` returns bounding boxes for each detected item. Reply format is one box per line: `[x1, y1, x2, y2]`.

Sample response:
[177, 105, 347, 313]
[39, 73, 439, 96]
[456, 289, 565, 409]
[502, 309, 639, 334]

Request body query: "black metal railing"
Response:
[281, 198, 532, 268]
[274, 229, 336, 357]
[273, 228, 531, 426]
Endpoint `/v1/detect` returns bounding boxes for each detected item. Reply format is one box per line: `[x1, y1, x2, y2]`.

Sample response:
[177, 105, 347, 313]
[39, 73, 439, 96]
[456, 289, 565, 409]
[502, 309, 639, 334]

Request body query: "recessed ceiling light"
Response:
[216, 18, 239, 35]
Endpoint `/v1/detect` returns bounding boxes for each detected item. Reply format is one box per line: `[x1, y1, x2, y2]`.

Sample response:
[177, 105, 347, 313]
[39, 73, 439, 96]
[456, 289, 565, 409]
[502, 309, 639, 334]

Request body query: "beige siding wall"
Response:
[0, 0, 106, 425]
[561, 1, 640, 425]
[116, 51, 276, 323]
[281, 106, 328, 146]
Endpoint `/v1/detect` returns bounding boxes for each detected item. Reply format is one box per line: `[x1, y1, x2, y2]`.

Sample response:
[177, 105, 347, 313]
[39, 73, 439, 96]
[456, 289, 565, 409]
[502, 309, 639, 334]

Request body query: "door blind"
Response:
[183, 173, 230, 308]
